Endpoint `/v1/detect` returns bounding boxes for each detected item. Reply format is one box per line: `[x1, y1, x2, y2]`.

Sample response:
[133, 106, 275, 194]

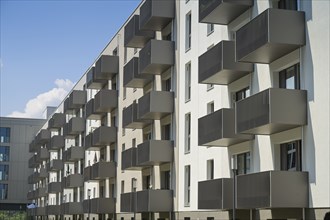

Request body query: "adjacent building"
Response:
[27, 0, 330, 220]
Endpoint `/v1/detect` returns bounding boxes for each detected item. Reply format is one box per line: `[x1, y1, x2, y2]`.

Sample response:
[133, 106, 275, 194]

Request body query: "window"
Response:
[207, 159, 214, 180]
[184, 218, 190, 220]
[163, 124, 171, 140]
[207, 218, 215, 220]
[134, 48, 138, 54]
[122, 144, 125, 152]
[237, 152, 251, 175]
[0, 128, 10, 143]
[161, 170, 171, 190]
[185, 62, 191, 102]
[281, 140, 302, 171]
[235, 87, 250, 102]
[279, 63, 300, 89]
[0, 146, 9, 161]
[131, 178, 137, 192]
[207, 24, 214, 35]
[121, 181, 125, 193]
[0, 165, 9, 181]
[278, 0, 297, 10]
[123, 87, 127, 100]
[0, 183, 8, 200]
[185, 12, 191, 51]
[184, 165, 191, 206]
[207, 102, 214, 114]
[124, 47, 128, 63]
[185, 113, 191, 153]
[163, 77, 171, 92]
[113, 48, 118, 56]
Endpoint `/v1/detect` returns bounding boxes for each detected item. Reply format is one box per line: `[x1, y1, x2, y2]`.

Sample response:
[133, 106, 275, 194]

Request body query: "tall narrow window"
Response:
[0, 183, 8, 199]
[121, 181, 125, 194]
[281, 140, 302, 171]
[0, 165, 9, 181]
[235, 87, 250, 102]
[185, 12, 192, 51]
[278, 0, 297, 10]
[0, 128, 10, 143]
[207, 24, 214, 35]
[237, 152, 251, 175]
[132, 138, 136, 148]
[162, 77, 172, 92]
[124, 47, 128, 63]
[279, 63, 300, 89]
[184, 165, 191, 206]
[185, 113, 191, 153]
[162, 124, 171, 140]
[0, 146, 9, 162]
[113, 47, 118, 56]
[185, 62, 191, 102]
[207, 159, 214, 180]
[123, 87, 127, 100]
[207, 102, 214, 114]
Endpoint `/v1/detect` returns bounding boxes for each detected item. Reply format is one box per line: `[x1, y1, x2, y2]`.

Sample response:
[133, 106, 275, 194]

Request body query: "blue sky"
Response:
[0, 0, 140, 118]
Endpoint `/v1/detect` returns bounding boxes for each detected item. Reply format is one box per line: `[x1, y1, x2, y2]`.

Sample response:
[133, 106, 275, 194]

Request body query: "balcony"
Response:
[35, 187, 47, 198]
[47, 182, 62, 194]
[63, 146, 84, 162]
[94, 55, 119, 80]
[35, 129, 50, 145]
[28, 155, 39, 168]
[29, 140, 38, 153]
[62, 202, 83, 215]
[36, 207, 46, 216]
[236, 88, 307, 135]
[124, 15, 155, 48]
[124, 57, 153, 88]
[198, 41, 253, 85]
[121, 148, 139, 170]
[136, 190, 173, 212]
[47, 159, 63, 171]
[198, 108, 253, 147]
[139, 40, 174, 75]
[47, 205, 61, 215]
[84, 166, 92, 182]
[86, 67, 107, 89]
[199, 0, 253, 24]
[64, 90, 87, 114]
[139, 0, 175, 31]
[137, 140, 173, 166]
[27, 190, 36, 200]
[48, 113, 66, 130]
[122, 102, 152, 129]
[138, 91, 174, 120]
[83, 198, 116, 214]
[92, 161, 116, 180]
[120, 192, 135, 212]
[48, 135, 65, 150]
[63, 117, 85, 138]
[86, 89, 118, 120]
[36, 148, 49, 162]
[237, 171, 308, 209]
[92, 126, 117, 147]
[63, 174, 84, 188]
[236, 8, 305, 64]
[198, 178, 233, 210]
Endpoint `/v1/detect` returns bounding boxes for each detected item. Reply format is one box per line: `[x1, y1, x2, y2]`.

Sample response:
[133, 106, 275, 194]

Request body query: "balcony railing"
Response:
[47, 182, 62, 194]
[91, 161, 116, 180]
[122, 102, 152, 129]
[63, 146, 84, 162]
[123, 57, 153, 88]
[62, 202, 83, 215]
[48, 113, 66, 130]
[86, 90, 118, 120]
[120, 192, 135, 212]
[35, 129, 50, 145]
[121, 148, 139, 170]
[48, 135, 65, 150]
[63, 117, 85, 138]
[83, 198, 116, 214]
[236, 8, 305, 63]
[47, 205, 61, 215]
[136, 190, 173, 212]
[94, 55, 119, 80]
[62, 174, 84, 188]
[137, 140, 173, 167]
[92, 126, 117, 147]
[64, 90, 87, 114]
[86, 67, 107, 89]
[47, 159, 63, 171]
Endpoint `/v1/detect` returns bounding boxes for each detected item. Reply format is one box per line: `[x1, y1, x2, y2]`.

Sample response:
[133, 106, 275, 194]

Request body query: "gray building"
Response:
[0, 117, 45, 211]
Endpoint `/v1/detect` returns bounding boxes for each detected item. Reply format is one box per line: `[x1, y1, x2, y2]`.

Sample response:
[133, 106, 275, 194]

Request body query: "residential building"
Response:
[27, 0, 330, 220]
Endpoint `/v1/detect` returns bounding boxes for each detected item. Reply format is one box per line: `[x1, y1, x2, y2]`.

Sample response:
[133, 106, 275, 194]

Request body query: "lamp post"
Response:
[231, 156, 238, 220]
[87, 189, 91, 220]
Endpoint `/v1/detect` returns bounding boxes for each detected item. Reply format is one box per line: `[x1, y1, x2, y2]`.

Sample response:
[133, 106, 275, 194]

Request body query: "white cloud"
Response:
[8, 79, 74, 118]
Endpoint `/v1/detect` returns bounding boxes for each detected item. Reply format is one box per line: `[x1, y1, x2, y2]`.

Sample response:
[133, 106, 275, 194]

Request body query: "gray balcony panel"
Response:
[35, 129, 50, 145]
[198, 108, 253, 147]
[139, 40, 175, 75]
[29, 140, 38, 153]
[123, 102, 152, 129]
[199, 0, 253, 24]
[28, 155, 39, 168]
[27, 191, 36, 200]
[94, 89, 118, 113]
[37, 148, 49, 161]
[62, 202, 83, 215]
[86, 99, 97, 120]
[63, 174, 84, 188]
[120, 192, 135, 212]
[237, 171, 309, 209]
[136, 190, 173, 212]
[92, 161, 116, 180]
[198, 178, 233, 210]
[236, 88, 307, 135]
[236, 8, 306, 63]
[36, 207, 46, 216]
[49, 135, 65, 150]
[124, 57, 153, 88]
[64, 146, 84, 162]
[121, 148, 140, 170]
[92, 126, 117, 146]
[63, 117, 85, 138]
[137, 140, 173, 166]
[95, 55, 119, 80]
[47, 205, 61, 215]
[125, 15, 155, 48]
[48, 182, 62, 194]
[35, 187, 47, 198]
[64, 90, 87, 113]
[85, 198, 116, 214]
[48, 113, 66, 130]
[47, 159, 63, 171]
[199, 41, 253, 85]
[84, 166, 92, 182]
[84, 133, 96, 151]
[138, 91, 174, 120]
[139, 0, 175, 31]
[86, 67, 107, 89]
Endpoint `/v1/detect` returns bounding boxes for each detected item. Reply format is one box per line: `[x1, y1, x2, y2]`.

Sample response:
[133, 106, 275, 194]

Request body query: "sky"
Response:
[0, 0, 140, 118]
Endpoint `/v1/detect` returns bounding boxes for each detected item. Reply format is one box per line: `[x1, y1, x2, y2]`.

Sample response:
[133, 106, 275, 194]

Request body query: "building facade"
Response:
[0, 117, 45, 213]
[27, 0, 330, 220]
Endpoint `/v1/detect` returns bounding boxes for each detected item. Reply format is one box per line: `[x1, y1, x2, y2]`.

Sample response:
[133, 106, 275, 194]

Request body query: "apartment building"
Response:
[27, 0, 330, 220]
[0, 117, 45, 214]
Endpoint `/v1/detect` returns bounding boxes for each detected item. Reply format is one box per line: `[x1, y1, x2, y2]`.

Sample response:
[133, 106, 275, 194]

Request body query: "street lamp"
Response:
[87, 189, 91, 220]
[231, 156, 238, 220]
